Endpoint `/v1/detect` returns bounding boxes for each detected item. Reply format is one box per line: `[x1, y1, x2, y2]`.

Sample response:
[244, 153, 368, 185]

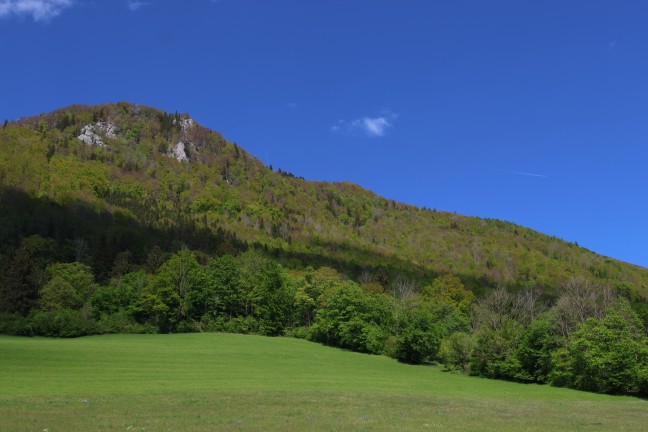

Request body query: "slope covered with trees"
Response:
[1, 102, 647, 396]
[1, 102, 646, 294]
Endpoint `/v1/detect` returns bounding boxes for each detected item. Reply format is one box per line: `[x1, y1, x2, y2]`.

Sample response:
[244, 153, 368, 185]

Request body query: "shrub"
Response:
[94, 311, 156, 334]
[29, 309, 94, 337]
[0, 312, 34, 336]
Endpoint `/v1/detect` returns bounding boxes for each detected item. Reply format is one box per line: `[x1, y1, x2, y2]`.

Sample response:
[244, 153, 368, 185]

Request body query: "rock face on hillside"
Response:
[77, 121, 118, 147]
[179, 118, 194, 131]
[166, 117, 196, 162]
[168, 141, 189, 162]
[76, 116, 197, 163]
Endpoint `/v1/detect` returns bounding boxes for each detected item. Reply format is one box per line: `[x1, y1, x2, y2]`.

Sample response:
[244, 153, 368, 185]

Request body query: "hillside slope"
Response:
[1, 102, 646, 298]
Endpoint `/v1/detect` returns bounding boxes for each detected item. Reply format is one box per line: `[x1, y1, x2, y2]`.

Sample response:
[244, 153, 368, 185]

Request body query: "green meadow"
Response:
[1, 333, 645, 431]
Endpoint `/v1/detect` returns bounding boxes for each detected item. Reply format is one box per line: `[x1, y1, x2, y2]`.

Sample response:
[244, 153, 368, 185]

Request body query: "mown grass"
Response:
[1, 333, 645, 431]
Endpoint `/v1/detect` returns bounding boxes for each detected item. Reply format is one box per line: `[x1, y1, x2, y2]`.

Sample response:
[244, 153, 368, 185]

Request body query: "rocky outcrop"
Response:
[165, 117, 195, 162]
[169, 141, 189, 162]
[77, 117, 196, 163]
[95, 121, 118, 139]
[180, 118, 194, 131]
[77, 121, 118, 147]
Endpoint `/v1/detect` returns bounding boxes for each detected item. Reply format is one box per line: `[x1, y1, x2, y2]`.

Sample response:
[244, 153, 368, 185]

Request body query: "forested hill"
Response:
[1, 102, 647, 299]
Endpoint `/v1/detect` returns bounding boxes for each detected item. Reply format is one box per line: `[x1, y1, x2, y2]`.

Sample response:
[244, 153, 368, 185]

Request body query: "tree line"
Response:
[1, 242, 646, 397]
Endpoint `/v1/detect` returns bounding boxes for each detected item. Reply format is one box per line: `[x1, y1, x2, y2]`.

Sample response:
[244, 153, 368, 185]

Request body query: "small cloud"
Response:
[0, 0, 74, 22]
[362, 117, 391, 137]
[127, 0, 148, 11]
[286, 102, 298, 109]
[331, 111, 398, 137]
[502, 170, 546, 178]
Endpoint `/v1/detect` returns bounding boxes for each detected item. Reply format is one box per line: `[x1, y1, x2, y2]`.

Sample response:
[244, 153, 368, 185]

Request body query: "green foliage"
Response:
[91, 270, 148, 317]
[293, 267, 345, 326]
[29, 309, 93, 337]
[470, 319, 524, 380]
[0, 235, 58, 315]
[94, 310, 156, 334]
[310, 282, 394, 354]
[238, 250, 295, 336]
[439, 332, 476, 373]
[205, 254, 245, 318]
[394, 302, 444, 364]
[515, 313, 560, 383]
[3, 102, 647, 305]
[140, 249, 207, 332]
[422, 275, 474, 314]
[551, 298, 648, 395]
[395, 297, 472, 364]
[0, 313, 34, 336]
[39, 262, 96, 311]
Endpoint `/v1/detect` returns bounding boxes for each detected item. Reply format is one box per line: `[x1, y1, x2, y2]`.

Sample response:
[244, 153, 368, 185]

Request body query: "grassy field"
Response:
[0, 333, 645, 431]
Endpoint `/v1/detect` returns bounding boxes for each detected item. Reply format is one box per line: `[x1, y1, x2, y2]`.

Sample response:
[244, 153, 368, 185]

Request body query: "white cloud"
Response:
[0, 0, 74, 22]
[127, 1, 148, 11]
[362, 117, 391, 137]
[331, 111, 398, 137]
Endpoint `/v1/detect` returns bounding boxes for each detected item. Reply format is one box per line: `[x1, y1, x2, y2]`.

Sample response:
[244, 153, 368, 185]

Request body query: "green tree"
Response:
[422, 274, 474, 314]
[141, 249, 207, 332]
[294, 267, 345, 326]
[0, 236, 57, 315]
[39, 262, 96, 311]
[310, 282, 394, 354]
[237, 250, 294, 336]
[514, 312, 560, 383]
[111, 250, 134, 279]
[91, 270, 148, 317]
[0, 245, 37, 314]
[470, 318, 524, 380]
[552, 298, 648, 395]
[439, 332, 476, 373]
[206, 254, 245, 319]
[146, 246, 166, 274]
[394, 302, 444, 364]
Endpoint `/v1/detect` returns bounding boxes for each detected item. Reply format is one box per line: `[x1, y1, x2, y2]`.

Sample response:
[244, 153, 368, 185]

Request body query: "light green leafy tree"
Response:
[238, 250, 294, 336]
[422, 274, 474, 314]
[439, 332, 476, 373]
[551, 298, 648, 395]
[39, 262, 96, 311]
[141, 249, 207, 332]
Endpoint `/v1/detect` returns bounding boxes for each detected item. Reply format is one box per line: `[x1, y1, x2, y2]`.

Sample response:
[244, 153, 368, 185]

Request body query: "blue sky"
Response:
[1, 0, 647, 267]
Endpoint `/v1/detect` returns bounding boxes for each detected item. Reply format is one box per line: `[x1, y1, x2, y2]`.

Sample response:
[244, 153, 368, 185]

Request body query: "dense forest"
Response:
[1, 102, 647, 396]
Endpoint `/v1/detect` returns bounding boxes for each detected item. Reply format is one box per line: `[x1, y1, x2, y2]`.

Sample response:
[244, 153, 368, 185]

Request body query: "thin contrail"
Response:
[502, 170, 547, 178]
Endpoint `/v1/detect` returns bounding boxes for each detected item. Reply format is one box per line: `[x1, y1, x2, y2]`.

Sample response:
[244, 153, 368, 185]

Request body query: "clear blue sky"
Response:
[1, 0, 646, 267]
